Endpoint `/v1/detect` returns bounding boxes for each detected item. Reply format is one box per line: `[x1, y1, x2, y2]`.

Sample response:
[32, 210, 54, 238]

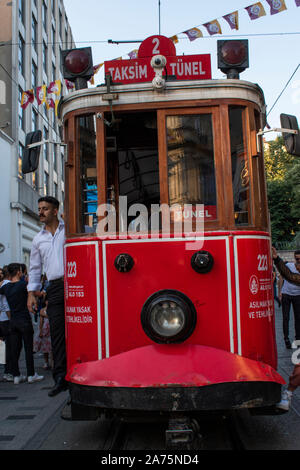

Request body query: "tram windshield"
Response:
[74, 104, 258, 235]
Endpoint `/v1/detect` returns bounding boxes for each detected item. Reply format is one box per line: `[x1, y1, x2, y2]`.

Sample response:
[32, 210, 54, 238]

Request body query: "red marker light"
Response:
[217, 40, 249, 79]
[220, 41, 247, 66]
[65, 49, 90, 74]
[61, 47, 94, 88]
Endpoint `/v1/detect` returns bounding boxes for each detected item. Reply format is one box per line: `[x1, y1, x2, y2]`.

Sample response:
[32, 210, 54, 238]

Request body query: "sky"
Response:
[63, 0, 300, 137]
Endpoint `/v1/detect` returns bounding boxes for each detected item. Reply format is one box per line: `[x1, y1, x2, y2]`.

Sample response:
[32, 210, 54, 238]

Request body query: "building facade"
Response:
[0, 0, 75, 266]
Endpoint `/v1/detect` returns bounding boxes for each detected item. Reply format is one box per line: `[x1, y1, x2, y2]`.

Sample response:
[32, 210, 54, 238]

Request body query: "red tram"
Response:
[24, 35, 300, 441]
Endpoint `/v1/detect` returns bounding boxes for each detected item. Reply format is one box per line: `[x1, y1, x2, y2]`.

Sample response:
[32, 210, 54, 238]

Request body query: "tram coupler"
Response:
[165, 415, 201, 450]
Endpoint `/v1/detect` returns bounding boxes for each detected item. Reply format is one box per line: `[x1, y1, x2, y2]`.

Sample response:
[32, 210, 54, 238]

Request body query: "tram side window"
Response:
[166, 114, 217, 220]
[78, 114, 97, 233]
[229, 106, 250, 225]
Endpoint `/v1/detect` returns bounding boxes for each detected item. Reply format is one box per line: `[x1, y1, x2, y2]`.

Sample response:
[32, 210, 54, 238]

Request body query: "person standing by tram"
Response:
[27, 196, 67, 397]
[277, 250, 300, 349]
[272, 247, 300, 411]
[0, 263, 44, 384]
[0, 266, 13, 381]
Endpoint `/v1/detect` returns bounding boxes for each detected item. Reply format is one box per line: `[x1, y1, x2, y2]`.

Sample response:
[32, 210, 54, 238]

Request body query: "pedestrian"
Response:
[272, 247, 300, 411]
[0, 266, 13, 381]
[27, 196, 67, 397]
[20, 264, 28, 283]
[277, 250, 300, 349]
[0, 263, 44, 384]
[33, 301, 52, 370]
[273, 266, 281, 307]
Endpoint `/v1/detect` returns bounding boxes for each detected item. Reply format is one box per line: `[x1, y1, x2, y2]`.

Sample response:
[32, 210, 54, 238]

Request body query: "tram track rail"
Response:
[100, 411, 249, 451]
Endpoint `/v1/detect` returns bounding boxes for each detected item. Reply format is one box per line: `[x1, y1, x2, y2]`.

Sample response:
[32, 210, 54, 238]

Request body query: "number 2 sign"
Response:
[138, 35, 176, 58]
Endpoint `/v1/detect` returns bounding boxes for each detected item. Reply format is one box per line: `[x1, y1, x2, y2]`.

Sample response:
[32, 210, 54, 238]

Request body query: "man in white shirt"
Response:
[27, 196, 67, 397]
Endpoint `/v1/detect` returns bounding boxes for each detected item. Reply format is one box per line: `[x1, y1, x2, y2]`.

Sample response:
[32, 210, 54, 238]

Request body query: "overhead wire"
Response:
[267, 63, 300, 116]
[1, 31, 300, 48]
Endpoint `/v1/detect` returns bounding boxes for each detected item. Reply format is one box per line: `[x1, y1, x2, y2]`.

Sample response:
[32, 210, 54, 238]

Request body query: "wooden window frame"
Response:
[63, 98, 266, 237]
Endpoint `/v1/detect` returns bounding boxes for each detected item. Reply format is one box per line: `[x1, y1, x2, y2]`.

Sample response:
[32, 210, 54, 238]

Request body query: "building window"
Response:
[52, 62, 56, 81]
[18, 35, 25, 76]
[53, 144, 57, 171]
[32, 170, 39, 191]
[32, 15, 37, 52]
[43, 127, 49, 161]
[59, 10, 63, 40]
[52, 25, 56, 54]
[18, 143, 24, 178]
[61, 153, 64, 181]
[54, 182, 58, 198]
[18, 88, 25, 131]
[32, 61, 37, 88]
[19, 0, 25, 25]
[32, 107, 38, 130]
[43, 41, 48, 74]
[44, 172, 49, 195]
[42, 1, 48, 31]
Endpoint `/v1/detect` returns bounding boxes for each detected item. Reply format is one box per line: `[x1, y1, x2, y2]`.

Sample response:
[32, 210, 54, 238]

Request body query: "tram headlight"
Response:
[141, 290, 197, 344]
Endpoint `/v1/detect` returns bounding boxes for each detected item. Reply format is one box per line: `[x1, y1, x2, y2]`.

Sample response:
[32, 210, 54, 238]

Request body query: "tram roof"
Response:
[60, 78, 266, 120]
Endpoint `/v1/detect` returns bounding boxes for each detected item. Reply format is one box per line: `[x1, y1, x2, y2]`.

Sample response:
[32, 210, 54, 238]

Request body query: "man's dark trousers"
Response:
[282, 293, 300, 342]
[10, 319, 34, 377]
[46, 279, 66, 383]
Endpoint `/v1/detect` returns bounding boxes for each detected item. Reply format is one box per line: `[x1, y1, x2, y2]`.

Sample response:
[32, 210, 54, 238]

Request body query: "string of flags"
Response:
[20, 0, 300, 115]
[170, 0, 298, 43]
[20, 79, 74, 114]
[92, 0, 300, 79]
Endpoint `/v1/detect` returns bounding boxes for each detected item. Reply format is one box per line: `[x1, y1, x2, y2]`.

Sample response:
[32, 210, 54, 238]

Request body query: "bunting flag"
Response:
[223, 11, 239, 30]
[89, 63, 104, 84]
[45, 96, 59, 115]
[21, 89, 34, 109]
[65, 79, 75, 90]
[36, 85, 46, 105]
[245, 2, 266, 19]
[47, 79, 61, 95]
[183, 27, 203, 41]
[128, 50, 138, 59]
[203, 19, 222, 35]
[45, 96, 55, 110]
[266, 0, 287, 14]
[169, 35, 179, 44]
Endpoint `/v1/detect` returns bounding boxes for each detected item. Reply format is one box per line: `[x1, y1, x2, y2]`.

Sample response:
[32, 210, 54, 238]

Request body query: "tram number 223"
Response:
[67, 261, 77, 278]
[257, 254, 268, 271]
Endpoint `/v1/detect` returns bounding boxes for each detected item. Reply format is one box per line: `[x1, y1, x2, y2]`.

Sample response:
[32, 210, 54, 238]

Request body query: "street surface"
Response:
[0, 303, 299, 451]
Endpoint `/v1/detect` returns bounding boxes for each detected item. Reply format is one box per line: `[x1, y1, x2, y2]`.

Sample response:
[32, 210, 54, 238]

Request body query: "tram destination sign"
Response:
[105, 54, 211, 84]
[104, 35, 211, 85]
